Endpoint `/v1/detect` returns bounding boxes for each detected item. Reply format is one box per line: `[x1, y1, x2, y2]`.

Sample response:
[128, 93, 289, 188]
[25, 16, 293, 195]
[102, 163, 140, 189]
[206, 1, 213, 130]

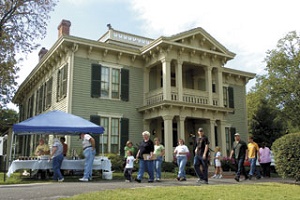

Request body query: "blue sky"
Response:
[12, 0, 300, 109]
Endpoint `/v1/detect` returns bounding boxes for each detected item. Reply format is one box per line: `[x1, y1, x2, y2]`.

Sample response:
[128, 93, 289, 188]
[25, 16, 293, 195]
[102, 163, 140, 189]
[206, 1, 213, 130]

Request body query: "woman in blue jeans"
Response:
[135, 131, 154, 183]
[50, 138, 64, 182]
[174, 139, 190, 181]
[153, 138, 165, 181]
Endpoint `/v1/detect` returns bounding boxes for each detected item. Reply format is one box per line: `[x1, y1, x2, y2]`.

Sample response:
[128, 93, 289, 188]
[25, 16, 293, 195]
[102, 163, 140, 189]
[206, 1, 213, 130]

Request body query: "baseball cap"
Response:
[234, 133, 240, 136]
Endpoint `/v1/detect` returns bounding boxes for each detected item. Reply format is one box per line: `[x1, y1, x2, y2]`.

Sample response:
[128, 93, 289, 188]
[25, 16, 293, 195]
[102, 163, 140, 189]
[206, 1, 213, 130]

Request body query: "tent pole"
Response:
[102, 134, 104, 157]
[9, 132, 14, 165]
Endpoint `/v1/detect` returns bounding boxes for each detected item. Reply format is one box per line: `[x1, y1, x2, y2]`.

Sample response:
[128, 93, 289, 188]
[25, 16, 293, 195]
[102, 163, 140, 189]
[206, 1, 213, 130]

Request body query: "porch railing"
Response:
[145, 88, 219, 106]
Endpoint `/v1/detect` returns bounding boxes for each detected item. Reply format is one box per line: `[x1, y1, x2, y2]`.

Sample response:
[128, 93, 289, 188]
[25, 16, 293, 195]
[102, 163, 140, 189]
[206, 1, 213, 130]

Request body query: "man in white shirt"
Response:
[79, 133, 95, 182]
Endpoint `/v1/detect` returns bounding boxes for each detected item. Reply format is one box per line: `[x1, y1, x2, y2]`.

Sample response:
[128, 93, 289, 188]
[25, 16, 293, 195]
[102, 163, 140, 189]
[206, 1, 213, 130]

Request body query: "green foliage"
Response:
[0, 0, 58, 107]
[247, 94, 286, 145]
[272, 132, 300, 181]
[105, 154, 124, 172]
[162, 161, 176, 172]
[0, 108, 18, 132]
[262, 31, 300, 127]
[221, 157, 236, 171]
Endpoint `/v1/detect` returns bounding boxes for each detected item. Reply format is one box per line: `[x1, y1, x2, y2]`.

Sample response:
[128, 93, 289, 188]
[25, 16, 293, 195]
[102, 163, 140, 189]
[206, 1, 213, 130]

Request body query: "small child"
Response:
[124, 150, 135, 182]
[212, 146, 223, 179]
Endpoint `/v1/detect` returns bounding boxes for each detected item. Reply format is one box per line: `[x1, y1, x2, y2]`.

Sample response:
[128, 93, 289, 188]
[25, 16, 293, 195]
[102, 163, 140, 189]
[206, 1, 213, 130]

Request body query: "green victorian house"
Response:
[12, 20, 255, 162]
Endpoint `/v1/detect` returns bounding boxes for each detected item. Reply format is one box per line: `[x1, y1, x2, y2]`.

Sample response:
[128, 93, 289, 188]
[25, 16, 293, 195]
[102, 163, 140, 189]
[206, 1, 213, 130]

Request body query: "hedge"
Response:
[272, 132, 300, 181]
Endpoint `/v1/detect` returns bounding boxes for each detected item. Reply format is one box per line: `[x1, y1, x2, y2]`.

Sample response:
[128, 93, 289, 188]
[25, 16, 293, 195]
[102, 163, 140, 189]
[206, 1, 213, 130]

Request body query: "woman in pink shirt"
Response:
[259, 142, 271, 177]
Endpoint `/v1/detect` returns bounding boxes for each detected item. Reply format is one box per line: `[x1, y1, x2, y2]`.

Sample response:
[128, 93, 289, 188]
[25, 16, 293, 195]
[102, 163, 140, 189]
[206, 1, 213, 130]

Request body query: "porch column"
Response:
[206, 66, 213, 105]
[176, 60, 183, 101]
[209, 119, 216, 150]
[163, 115, 174, 162]
[143, 68, 150, 105]
[217, 68, 223, 107]
[161, 58, 171, 100]
[219, 120, 227, 157]
[177, 116, 186, 140]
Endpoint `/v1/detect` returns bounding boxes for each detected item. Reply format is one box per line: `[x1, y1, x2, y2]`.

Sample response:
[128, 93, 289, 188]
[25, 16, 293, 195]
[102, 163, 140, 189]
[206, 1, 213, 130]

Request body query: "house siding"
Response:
[69, 56, 144, 154]
[224, 84, 248, 139]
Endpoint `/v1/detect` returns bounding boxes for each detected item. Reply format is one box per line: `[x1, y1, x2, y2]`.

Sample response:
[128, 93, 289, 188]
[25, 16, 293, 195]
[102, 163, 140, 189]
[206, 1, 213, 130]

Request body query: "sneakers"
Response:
[234, 176, 239, 182]
[196, 178, 202, 183]
[125, 180, 130, 183]
[148, 180, 154, 183]
[155, 178, 161, 182]
[197, 179, 208, 184]
[180, 178, 187, 181]
[58, 178, 64, 182]
[79, 178, 89, 182]
[211, 174, 217, 178]
[218, 175, 222, 179]
[134, 178, 141, 183]
[176, 177, 180, 181]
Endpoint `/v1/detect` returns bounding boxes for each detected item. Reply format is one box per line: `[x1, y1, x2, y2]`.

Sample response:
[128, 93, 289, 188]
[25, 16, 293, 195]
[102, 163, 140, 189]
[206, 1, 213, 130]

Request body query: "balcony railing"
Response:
[145, 88, 219, 106]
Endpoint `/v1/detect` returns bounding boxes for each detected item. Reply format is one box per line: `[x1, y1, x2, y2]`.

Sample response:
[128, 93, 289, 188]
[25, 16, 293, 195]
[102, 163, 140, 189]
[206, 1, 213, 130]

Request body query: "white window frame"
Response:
[99, 113, 122, 153]
[99, 64, 121, 100]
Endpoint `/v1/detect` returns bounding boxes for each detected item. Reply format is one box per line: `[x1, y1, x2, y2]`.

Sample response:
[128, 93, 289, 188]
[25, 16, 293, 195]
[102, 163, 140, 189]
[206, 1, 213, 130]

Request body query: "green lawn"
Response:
[59, 183, 300, 200]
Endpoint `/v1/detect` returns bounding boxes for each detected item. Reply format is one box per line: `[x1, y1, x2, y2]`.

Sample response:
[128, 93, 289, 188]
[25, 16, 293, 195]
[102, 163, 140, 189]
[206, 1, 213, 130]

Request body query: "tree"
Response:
[0, 0, 58, 108]
[262, 31, 300, 127]
[0, 108, 18, 133]
[247, 81, 286, 146]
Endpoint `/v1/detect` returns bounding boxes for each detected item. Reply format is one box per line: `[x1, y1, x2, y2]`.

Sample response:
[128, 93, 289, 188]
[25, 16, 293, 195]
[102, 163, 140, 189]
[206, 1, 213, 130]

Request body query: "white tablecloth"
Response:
[6, 156, 111, 177]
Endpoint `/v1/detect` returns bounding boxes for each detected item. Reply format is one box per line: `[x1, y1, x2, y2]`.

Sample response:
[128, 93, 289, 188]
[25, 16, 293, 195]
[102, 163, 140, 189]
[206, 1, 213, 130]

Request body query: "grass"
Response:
[58, 183, 300, 200]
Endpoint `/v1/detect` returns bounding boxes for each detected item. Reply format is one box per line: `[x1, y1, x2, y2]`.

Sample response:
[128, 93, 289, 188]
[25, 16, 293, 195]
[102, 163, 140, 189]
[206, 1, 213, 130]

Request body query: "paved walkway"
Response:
[0, 175, 297, 200]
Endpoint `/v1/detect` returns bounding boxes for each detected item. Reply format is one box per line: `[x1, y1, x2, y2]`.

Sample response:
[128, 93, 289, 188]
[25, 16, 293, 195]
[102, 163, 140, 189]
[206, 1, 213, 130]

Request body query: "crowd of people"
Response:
[31, 128, 271, 184]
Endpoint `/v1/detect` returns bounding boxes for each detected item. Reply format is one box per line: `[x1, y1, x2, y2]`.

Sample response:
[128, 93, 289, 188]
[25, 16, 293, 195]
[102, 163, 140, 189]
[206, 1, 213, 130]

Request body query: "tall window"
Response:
[91, 64, 129, 101]
[111, 118, 120, 153]
[100, 67, 120, 98]
[35, 85, 44, 115]
[45, 77, 53, 109]
[111, 69, 120, 98]
[99, 117, 120, 154]
[27, 94, 34, 118]
[100, 117, 108, 153]
[223, 86, 234, 108]
[57, 64, 68, 101]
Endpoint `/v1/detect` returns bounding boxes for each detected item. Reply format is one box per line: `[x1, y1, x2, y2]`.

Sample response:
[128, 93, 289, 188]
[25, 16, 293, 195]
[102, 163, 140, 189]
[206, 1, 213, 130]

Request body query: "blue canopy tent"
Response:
[10, 110, 105, 161]
[13, 110, 104, 135]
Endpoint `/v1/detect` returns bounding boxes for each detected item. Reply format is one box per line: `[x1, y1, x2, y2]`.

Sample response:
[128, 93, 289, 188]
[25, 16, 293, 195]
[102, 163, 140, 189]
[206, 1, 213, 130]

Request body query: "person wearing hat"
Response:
[79, 133, 96, 182]
[229, 133, 249, 182]
[194, 128, 210, 184]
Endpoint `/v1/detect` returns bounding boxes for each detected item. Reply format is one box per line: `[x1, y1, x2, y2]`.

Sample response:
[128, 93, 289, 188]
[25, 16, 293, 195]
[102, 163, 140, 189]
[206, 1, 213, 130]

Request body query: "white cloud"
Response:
[129, 0, 300, 90]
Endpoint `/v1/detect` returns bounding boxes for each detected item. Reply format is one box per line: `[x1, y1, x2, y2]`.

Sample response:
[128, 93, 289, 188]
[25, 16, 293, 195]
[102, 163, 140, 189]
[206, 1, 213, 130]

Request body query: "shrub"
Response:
[105, 153, 124, 172]
[162, 161, 176, 172]
[221, 157, 236, 171]
[272, 132, 300, 181]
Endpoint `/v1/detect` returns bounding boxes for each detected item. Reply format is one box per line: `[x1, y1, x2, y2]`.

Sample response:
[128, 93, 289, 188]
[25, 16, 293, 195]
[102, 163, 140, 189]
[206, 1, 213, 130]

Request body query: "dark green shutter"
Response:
[230, 127, 236, 149]
[120, 69, 129, 101]
[90, 115, 101, 155]
[120, 118, 129, 156]
[91, 64, 102, 98]
[228, 87, 234, 108]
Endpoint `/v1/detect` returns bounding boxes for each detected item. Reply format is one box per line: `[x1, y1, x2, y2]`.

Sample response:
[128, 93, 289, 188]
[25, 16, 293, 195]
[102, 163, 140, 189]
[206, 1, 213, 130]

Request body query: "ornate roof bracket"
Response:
[131, 55, 136, 63]
[103, 49, 108, 57]
[72, 43, 78, 52]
